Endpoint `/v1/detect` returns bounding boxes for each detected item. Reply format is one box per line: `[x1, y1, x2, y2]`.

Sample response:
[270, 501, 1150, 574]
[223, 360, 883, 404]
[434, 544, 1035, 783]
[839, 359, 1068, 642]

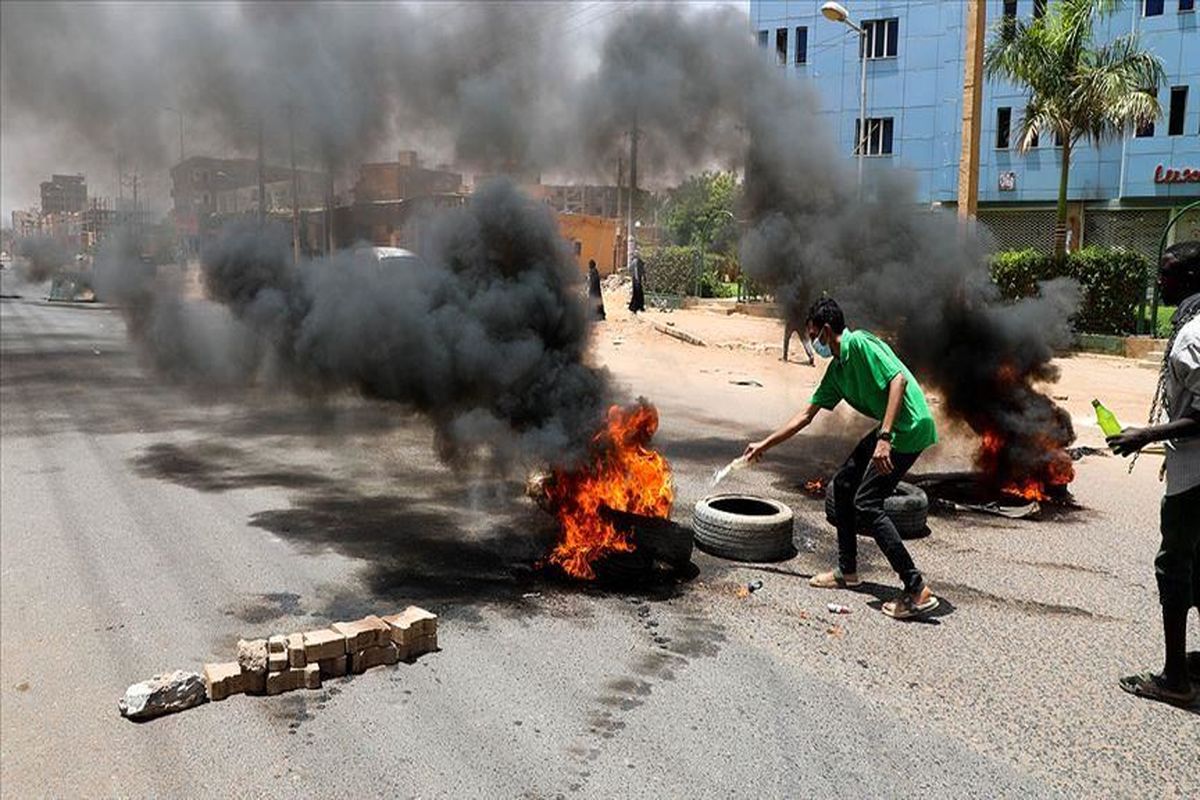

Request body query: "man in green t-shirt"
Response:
[744, 297, 939, 619]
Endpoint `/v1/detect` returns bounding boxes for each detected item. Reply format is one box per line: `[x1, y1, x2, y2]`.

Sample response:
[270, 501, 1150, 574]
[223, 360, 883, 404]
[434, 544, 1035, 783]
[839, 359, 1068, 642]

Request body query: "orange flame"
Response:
[803, 478, 827, 497]
[546, 403, 674, 579]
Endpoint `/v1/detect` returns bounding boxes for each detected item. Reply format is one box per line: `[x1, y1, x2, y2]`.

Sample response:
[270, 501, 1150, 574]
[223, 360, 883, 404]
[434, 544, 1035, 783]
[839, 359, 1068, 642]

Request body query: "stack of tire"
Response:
[824, 480, 930, 539]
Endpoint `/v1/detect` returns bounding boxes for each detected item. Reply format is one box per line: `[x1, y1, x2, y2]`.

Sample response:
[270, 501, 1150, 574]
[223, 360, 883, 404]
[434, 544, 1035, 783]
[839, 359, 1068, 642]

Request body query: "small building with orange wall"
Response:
[557, 213, 623, 276]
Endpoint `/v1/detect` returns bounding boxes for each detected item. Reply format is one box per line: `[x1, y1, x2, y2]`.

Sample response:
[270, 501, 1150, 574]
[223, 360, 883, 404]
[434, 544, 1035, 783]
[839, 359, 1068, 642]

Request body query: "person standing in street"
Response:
[628, 253, 646, 313]
[1109, 240, 1200, 708]
[587, 259, 606, 321]
[743, 297, 939, 619]
[782, 315, 816, 366]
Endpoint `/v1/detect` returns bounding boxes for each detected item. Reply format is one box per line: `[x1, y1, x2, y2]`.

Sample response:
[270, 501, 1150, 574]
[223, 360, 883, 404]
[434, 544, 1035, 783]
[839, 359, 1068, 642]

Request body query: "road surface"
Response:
[2, 280, 1196, 798]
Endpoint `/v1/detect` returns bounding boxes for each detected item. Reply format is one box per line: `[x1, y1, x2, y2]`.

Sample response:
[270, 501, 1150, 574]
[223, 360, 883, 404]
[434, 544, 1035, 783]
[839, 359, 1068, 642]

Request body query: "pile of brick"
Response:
[204, 607, 437, 701]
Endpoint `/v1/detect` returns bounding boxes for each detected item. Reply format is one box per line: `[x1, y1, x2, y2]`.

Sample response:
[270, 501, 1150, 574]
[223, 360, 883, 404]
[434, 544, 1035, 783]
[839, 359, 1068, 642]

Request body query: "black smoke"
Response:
[13, 235, 73, 283]
[96, 180, 609, 470]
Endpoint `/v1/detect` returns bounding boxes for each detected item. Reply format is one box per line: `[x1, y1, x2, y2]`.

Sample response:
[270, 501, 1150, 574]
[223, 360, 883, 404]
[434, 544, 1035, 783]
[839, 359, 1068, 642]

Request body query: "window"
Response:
[1029, 128, 1039, 148]
[1054, 130, 1064, 147]
[795, 26, 808, 65]
[1003, 0, 1018, 18]
[1168, 86, 1188, 136]
[573, 240, 582, 256]
[757, 29, 768, 48]
[996, 107, 1012, 148]
[861, 18, 899, 59]
[776, 28, 788, 65]
[1182, 0, 1196, 12]
[1033, 0, 1048, 18]
[1144, 0, 1164, 15]
[854, 117, 895, 156]
[1136, 89, 1157, 136]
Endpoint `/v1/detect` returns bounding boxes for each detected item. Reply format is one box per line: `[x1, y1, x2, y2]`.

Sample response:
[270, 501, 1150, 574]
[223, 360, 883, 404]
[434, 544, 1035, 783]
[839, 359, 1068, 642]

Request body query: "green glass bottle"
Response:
[1092, 399, 1122, 438]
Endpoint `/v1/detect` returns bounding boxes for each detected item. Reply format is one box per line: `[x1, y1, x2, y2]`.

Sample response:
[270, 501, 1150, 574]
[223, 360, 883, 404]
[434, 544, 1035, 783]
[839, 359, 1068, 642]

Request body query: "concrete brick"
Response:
[303, 663, 321, 690]
[203, 662, 243, 702]
[267, 634, 288, 654]
[381, 607, 438, 647]
[397, 632, 439, 661]
[241, 666, 267, 695]
[267, 651, 290, 672]
[349, 643, 399, 674]
[236, 638, 268, 673]
[317, 654, 348, 679]
[331, 616, 390, 651]
[265, 668, 306, 696]
[302, 628, 347, 661]
[286, 633, 306, 668]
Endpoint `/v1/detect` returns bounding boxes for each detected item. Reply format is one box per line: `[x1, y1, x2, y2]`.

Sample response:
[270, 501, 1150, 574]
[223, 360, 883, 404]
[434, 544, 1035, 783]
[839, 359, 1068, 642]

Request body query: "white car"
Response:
[354, 246, 421, 268]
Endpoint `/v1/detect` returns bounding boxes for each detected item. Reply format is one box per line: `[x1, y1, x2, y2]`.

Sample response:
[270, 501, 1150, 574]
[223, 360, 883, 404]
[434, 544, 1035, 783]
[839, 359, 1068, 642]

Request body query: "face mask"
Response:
[812, 332, 832, 359]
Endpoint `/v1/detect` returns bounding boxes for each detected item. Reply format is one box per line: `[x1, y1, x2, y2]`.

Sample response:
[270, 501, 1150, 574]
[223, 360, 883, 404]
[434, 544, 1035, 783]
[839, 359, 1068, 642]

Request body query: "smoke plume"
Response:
[96, 180, 608, 471]
[13, 235, 73, 283]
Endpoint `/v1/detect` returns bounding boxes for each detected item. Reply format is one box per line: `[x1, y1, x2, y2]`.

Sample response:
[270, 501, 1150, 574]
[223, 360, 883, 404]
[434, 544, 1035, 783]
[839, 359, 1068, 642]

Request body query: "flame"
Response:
[803, 478, 827, 497]
[546, 402, 673, 579]
[978, 427, 1075, 503]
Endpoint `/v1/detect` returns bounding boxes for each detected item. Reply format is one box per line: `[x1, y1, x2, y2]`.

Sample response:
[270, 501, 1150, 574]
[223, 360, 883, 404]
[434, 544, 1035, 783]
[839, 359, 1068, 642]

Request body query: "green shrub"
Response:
[988, 246, 1151, 335]
[989, 249, 1057, 301]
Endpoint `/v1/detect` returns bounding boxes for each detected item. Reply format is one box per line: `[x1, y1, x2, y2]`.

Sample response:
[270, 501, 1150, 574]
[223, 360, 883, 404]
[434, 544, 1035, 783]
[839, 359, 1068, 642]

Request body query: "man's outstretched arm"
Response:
[743, 403, 824, 462]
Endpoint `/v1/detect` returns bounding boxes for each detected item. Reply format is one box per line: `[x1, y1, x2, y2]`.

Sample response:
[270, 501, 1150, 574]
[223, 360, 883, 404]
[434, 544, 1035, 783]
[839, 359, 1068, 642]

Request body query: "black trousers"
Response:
[1157, 483, 1200, 611]
[831, 430, 925, 594]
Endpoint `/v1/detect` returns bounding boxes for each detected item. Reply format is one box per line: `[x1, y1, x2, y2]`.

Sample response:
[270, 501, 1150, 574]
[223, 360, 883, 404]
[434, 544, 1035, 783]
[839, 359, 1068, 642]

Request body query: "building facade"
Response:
[40, 174, 87, 215]
[353, 151, 464, 203]
[750, 0, 1200, 255]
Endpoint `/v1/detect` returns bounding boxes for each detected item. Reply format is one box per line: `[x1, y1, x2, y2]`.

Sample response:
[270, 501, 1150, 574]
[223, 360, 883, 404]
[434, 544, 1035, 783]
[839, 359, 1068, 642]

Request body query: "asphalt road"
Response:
[1, 280, 1196, 798]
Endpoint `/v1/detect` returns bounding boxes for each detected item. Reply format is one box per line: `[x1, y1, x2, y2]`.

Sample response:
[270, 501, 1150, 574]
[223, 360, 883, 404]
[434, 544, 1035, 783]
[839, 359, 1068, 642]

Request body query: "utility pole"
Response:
[957, 0, 986, 221]
[324, 160, 335, 255]
[289, 105, 300, 264]
[626, 117, 639, 270]
[257, 119, 267, 228]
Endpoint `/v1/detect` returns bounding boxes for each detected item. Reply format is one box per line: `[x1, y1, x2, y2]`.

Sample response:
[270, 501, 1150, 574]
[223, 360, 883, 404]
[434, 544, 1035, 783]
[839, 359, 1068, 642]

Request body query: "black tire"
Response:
[692, 495, 795, 562]
[824, 481, 930, 540]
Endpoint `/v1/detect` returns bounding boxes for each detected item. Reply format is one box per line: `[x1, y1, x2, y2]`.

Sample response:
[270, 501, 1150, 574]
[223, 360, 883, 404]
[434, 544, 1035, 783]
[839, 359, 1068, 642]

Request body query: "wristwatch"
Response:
[878, 430, 893, 442]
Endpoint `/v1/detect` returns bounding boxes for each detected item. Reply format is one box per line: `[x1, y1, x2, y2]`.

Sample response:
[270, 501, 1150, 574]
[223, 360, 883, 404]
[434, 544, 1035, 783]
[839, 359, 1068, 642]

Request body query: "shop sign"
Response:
[1153, 164, 1200, 184]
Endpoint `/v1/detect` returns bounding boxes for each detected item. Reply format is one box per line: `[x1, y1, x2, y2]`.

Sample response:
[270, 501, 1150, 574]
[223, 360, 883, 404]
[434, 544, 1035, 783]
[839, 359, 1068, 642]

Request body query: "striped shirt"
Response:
[1165, 308, 1200, 496]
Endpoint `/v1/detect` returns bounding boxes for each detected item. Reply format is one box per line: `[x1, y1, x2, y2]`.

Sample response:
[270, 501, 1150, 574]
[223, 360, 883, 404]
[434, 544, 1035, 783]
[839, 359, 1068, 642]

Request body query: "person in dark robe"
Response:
[628, 254, 646, 313]
[587, 259, 606, 321]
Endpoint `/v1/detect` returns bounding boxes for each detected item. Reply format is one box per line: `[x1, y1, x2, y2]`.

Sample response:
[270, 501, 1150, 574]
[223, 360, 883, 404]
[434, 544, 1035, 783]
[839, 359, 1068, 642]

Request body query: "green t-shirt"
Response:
[809, 329, 937, 453]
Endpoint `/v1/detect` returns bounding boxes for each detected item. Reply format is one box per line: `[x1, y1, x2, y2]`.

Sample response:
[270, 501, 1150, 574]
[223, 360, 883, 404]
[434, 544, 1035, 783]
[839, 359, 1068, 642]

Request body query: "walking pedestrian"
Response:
[628, 253, 646, 314]
[782, 316, 815, 366]
[1109, 240, 1200, 708]
[743, 297, 939, 619]
[587, 259, 606, 321]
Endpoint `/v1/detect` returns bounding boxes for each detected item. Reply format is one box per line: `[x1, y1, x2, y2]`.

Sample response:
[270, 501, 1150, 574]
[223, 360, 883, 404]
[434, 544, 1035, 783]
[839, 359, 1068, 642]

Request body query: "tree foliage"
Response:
[663, 171, 739, 253]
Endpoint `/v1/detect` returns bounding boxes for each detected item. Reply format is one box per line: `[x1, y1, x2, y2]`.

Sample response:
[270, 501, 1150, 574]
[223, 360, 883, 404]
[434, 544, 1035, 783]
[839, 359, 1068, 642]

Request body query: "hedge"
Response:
[989, 246, 1150, 335]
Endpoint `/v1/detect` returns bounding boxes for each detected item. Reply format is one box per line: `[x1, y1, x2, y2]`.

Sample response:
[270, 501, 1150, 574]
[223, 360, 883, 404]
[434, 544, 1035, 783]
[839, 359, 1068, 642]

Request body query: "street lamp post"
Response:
[821, 2, 868, 193]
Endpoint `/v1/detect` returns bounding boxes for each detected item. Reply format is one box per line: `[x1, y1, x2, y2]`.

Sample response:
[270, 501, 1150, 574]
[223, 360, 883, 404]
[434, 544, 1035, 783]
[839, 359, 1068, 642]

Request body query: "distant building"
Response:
[12, 209, 41, 238]
[80, 198, 152, 249]
[40, 174, 87, 215]
[354, 151, 464, 203]
[558, 213, 622, 275]
[214, 171, 326, 216]
[538, 184, 624, 219]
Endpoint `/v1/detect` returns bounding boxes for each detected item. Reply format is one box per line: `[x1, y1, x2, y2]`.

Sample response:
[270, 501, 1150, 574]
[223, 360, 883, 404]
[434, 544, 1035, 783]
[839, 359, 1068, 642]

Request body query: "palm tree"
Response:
[984, 0, 1165, 259]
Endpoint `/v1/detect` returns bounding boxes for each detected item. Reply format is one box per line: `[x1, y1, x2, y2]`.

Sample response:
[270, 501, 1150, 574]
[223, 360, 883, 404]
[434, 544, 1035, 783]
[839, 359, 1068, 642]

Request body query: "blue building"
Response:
[749, 0, 1199, 255]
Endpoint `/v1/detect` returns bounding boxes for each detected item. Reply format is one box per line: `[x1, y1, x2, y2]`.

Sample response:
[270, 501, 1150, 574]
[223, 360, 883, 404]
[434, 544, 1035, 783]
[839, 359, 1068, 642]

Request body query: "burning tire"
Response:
[692, 495, 795, 562]
[824, 481, 929, 540]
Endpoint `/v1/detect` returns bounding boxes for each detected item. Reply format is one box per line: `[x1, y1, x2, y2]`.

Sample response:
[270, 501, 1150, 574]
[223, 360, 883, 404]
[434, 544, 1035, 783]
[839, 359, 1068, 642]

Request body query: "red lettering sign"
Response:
[1154, 164, 1200, 184]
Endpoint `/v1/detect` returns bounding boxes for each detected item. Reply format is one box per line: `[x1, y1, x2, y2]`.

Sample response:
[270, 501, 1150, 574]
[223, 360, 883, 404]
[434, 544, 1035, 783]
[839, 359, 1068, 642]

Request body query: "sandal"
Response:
[882, 587, 939, 619]
[1119, 672, 1197, 708]
[809, 569, 861, 589]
